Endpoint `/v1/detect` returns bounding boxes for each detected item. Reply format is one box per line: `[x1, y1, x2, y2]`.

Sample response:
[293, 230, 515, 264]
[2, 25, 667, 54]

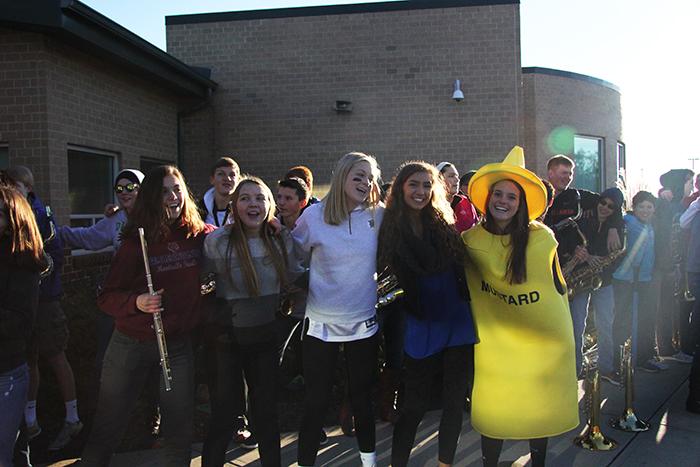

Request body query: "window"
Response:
[67, 145, 117, 228]
[616, 142, 626, 174]
[573, 135, 603, 193]
[0, 144, 8, 170]
[140, 157, 171, 176]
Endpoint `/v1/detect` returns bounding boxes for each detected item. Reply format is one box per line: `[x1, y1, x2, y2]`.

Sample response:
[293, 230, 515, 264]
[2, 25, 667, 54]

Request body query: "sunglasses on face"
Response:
[599, 199, 615, 209]
[115, 183, 139, 194]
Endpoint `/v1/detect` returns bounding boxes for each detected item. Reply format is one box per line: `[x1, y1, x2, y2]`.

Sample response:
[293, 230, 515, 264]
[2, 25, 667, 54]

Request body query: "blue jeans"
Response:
[570, 285, 615, 375]
[79, 330, 194, 467]
[0, 364, 28, 467]
[613, 280, 657, 369]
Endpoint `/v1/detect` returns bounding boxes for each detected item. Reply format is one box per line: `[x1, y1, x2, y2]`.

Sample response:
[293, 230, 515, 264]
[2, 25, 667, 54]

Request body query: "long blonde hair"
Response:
[323, 152, 381, 225]
[226, 177, 288, 297]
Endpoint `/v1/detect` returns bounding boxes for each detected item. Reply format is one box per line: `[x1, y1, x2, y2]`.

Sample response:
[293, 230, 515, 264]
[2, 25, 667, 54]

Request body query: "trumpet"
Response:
[138, 227, 173, 392]
[376, 267, 404, 309]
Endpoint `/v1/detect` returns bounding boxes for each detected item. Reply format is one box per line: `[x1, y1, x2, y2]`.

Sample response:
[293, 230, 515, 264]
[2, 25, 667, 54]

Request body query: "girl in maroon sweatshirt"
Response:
[78, 166, 214, 467]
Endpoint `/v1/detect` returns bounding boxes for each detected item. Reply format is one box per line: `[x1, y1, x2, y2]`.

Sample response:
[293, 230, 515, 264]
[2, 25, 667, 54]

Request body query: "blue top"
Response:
[613, 213, 654, 283]
[404, 269, 476, 359]
[29, 193, 63, 300]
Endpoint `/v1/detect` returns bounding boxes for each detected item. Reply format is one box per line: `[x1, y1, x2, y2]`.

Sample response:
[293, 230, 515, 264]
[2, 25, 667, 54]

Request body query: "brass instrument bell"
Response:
[610, 339, 650, 432]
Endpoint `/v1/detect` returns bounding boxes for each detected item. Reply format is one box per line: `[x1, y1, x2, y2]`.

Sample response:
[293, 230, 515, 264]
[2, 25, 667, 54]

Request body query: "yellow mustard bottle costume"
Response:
[462, 221, 579, 439]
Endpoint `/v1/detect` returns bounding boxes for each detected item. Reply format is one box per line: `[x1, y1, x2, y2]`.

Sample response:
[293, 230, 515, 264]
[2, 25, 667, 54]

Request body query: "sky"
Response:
[82, 0, 700, 191]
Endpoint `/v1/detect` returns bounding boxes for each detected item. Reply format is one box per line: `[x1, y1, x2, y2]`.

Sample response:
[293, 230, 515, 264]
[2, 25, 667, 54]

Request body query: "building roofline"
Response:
[522, 67, 619, 92]
[166, 0, 520, 25]
[0, 0, 217, 99]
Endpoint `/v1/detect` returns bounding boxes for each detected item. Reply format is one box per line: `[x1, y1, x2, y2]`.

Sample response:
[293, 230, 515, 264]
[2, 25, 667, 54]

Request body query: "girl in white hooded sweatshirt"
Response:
[292, 152, 384, 467]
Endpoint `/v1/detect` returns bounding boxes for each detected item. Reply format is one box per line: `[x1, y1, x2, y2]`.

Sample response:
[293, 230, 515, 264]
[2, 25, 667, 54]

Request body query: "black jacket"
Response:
[385, 225, 469, 318]
[0, 243, 40, 373]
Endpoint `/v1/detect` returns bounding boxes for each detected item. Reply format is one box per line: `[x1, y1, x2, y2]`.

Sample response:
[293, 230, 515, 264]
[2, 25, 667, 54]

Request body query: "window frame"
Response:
[572, 134, 605, 193]
[66, 144, 119, 256]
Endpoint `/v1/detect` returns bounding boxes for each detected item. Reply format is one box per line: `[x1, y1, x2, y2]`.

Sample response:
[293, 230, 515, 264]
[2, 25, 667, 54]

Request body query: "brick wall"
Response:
[0, 27, 185, 223]
[522, 70, 622, 188]
[167, 3, 523, 189]
[43, 39, 180, 223]
[0, 28, 50, 192]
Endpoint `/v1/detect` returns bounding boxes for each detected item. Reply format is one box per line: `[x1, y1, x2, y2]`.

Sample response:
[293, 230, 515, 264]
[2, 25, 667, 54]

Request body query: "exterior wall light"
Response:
[452, 79, 464, 102]
[334, 100, 353, 112]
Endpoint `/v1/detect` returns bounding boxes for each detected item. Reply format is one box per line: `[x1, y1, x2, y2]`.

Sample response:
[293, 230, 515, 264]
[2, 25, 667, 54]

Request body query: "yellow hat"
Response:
[467, 146, 547, 221]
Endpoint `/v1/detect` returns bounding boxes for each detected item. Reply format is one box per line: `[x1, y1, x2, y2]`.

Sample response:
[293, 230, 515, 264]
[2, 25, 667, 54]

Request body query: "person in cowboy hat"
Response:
[462, 146, 579, 467]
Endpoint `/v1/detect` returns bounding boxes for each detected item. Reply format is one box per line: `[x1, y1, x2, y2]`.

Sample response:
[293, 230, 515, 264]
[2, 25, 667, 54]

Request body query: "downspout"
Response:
[176, 87, 214, 169]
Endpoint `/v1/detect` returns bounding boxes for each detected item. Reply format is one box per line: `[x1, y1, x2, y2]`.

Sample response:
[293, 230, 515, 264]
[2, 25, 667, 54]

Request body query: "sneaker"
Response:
[651, 357, 670, 371]
[26, 422, 42, 440]
[601, 373, 621, 387]
[319, 429, 328, 445]
[48, 420, 83, 451]
[638, 359, 667, 373]
[668, 351, 694, 364]
[233, 423, 249, 442]
[240, 433, 258, 450]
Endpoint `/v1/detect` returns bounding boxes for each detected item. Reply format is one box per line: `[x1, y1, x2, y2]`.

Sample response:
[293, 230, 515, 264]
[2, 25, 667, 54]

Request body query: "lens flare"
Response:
[547, 126, 576, 154]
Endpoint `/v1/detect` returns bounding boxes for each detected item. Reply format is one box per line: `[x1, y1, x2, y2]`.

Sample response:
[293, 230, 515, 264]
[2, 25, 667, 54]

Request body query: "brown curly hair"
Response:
[378, 161, 464, 272]
[122, 165, 206, 243]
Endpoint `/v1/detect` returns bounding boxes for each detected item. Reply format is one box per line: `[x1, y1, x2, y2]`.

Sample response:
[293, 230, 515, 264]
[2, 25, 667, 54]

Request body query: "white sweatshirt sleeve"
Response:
[680, 198, 700, 229]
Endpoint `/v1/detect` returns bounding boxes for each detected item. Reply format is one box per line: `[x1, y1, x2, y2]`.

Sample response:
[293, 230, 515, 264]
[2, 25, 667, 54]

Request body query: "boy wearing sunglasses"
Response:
[59, 169, 145, 390]
[60, 169, 144, 251]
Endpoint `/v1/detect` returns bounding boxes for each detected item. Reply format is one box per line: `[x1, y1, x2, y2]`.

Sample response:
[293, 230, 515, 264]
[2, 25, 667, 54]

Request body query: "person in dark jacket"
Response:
[6, 165, 82, 451]
[75, 165, 214, 466]
[654, 169, 695, 363]
[378, 161, 476, 467]
[569, 187, 626, 382]
[679, 194, 700, 413]
[0, 184, 44, 467]
[543, 155, 622, 266]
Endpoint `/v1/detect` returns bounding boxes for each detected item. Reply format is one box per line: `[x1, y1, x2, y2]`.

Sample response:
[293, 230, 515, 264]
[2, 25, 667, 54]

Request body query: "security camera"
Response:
[452, 79, 464, 102]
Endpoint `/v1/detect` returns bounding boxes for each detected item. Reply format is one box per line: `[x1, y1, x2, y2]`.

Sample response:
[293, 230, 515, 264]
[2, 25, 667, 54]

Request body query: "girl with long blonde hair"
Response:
[292, 152, 383, 467]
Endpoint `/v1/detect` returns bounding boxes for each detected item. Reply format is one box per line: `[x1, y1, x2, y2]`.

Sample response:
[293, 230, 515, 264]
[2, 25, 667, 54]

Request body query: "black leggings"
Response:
[297, 333, 378, 465]
[202, 329, 280, 467]
[391, 345, 470, 466]
[481, 436, 548, 467]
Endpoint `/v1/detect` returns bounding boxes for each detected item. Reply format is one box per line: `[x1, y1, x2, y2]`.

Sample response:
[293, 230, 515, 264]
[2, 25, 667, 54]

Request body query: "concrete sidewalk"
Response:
[47, 360, 700, 466]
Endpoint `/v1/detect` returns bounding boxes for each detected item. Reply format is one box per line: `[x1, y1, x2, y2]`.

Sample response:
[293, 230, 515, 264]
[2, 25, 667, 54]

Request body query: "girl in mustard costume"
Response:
[462, 147, 579, 467]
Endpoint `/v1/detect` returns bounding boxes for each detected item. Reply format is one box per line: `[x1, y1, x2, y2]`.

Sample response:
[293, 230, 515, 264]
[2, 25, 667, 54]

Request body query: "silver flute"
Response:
[138, 227, 173, 391]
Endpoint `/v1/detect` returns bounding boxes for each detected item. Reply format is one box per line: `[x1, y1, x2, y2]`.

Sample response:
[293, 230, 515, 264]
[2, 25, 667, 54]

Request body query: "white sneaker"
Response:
[668, 351, 694, 364]
[48, 420, 83, 451]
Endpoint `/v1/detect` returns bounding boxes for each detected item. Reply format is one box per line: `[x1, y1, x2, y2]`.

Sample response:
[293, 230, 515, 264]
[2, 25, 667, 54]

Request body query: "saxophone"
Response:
[565, 248, 626, 298]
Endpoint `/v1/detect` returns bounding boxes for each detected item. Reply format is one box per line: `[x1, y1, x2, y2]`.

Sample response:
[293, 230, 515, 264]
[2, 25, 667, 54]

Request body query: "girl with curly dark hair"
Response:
[378, 161, 475, 467]
[79, 166, 214, 466]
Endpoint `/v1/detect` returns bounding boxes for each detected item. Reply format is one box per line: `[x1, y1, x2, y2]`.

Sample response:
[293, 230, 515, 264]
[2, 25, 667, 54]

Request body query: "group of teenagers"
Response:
[1, 145, 699, 467]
